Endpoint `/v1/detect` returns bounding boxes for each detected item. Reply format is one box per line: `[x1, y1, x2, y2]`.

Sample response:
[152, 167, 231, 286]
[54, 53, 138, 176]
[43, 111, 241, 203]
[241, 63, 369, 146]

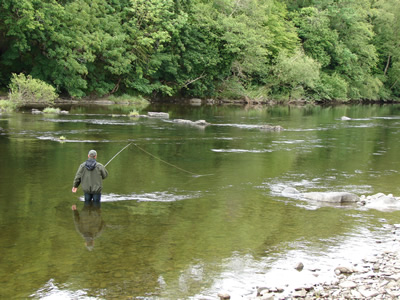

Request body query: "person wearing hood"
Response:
[72, 150, 108, 205]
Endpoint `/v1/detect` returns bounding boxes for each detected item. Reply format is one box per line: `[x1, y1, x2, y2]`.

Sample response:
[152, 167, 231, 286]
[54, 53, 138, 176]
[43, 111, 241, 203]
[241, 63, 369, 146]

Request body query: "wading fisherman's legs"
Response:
[84, 193, 101, 203]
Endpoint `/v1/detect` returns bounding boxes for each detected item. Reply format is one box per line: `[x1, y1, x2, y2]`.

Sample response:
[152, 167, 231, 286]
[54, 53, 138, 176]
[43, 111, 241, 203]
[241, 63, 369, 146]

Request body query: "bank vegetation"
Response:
[0, 0, 399, 104]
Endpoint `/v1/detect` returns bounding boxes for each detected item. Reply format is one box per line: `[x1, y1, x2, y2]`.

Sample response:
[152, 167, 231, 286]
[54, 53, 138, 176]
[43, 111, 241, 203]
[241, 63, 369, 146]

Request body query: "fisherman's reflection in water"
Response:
[71, 201, 105, 251]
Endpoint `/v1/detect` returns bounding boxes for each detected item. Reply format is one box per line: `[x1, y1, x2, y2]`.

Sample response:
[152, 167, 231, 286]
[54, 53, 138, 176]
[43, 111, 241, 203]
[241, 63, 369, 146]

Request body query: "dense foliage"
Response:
[0, 0, 399, 102]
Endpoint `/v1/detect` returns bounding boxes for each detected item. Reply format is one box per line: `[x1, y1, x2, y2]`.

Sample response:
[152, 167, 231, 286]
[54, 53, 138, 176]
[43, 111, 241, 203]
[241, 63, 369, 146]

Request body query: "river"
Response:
[1, 103, 400, 299]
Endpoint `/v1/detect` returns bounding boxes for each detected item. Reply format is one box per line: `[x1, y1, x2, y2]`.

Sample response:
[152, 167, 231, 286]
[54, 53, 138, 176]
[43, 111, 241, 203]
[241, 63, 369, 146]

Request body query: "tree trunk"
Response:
[384, 55, 391, 76]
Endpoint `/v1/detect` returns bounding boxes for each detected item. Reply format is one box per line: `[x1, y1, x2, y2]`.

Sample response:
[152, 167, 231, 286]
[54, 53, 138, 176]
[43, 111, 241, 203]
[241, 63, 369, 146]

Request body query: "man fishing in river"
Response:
[72, 150, 108, 207]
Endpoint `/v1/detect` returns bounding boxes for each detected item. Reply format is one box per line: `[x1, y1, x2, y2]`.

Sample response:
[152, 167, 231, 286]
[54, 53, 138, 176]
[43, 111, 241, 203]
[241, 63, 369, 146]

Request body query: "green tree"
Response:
[271, 49, 321, 100]
[122, 0, 189, 96]
[0, 0, 394, 101]
[315, 72, 348, 101]
[320, 0, 379, 99]
[184, 0, 299, 99]
[290, 0, 380, 100]
[290, 7, 338, 68]
[36, 0, 134, 98]
[0, 0, 47, 87]
[372, 0, 400, 99]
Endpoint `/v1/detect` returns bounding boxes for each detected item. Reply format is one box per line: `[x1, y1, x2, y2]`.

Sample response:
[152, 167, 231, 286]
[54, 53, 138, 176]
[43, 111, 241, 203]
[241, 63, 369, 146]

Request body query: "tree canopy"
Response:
[0, 0, 399, 102]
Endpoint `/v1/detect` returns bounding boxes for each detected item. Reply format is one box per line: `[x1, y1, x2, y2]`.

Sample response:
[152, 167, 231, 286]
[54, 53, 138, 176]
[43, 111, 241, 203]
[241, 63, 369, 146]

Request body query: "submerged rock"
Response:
[32, 108, 43, 114]
[173, 119, 210, 127]
[189, 98, 202, 106]
[147, 112, 169, 119]
[259, 125, 284, 132]
[281, 187, 300, 197]
[194, 120, 209, 126]
[361, 193, 400, 211]
[280, 187, 400, 211]
[302, 192, 359, 203]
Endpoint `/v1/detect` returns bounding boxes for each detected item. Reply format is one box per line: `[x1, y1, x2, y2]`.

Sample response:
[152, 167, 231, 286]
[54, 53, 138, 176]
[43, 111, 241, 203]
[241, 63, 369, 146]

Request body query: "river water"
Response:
[1, 103, 400, 299]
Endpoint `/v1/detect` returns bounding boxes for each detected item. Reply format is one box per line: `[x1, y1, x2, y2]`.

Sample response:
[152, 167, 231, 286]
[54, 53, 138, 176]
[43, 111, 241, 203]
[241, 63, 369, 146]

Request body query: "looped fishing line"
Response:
[132, 143, 211, 177]
[106, 142, 211, 177]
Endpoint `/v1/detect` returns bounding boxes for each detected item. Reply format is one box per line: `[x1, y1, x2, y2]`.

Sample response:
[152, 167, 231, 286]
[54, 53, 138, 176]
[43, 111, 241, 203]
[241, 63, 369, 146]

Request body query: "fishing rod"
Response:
[104, 143, 132, 167]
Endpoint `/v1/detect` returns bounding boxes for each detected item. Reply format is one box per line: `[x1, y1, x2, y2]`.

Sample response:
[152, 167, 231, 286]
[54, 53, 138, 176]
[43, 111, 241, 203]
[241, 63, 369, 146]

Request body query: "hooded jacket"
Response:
[73, 159, 108, 194]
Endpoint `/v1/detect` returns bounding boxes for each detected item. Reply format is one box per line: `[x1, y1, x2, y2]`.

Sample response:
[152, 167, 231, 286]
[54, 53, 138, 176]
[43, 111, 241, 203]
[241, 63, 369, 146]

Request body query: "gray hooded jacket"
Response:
[73, 159, 108, 194]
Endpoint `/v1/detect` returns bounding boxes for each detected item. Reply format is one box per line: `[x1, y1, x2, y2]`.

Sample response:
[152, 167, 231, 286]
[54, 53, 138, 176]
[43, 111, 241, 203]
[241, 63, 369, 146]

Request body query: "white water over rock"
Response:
[98, 191, 201, 203]
[280, 187, 400, 211]
[361, 193, 400, 212]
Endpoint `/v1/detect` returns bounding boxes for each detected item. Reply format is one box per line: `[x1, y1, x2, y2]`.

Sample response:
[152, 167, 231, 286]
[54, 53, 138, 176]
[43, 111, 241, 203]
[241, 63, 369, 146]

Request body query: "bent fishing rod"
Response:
[104, 142, 211, 177]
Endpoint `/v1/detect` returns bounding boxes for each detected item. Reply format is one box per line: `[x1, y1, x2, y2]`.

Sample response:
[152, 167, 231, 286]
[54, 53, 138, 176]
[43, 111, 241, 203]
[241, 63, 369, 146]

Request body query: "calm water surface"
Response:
[1, 104, 400, 299]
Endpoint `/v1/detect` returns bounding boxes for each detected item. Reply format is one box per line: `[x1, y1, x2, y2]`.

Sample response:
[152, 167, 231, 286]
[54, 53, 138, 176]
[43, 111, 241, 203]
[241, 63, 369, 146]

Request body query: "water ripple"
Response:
[98, 191, 201, 202]
[211, 148, 273, 153]
[43, 118, 137, 125]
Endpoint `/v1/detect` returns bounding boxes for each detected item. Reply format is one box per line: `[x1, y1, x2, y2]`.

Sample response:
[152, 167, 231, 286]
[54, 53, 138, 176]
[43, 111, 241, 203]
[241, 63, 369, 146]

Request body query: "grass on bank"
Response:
[129, 109, 140, 117]
[107, 94, 149, 107]
[43, 107, 61, 114]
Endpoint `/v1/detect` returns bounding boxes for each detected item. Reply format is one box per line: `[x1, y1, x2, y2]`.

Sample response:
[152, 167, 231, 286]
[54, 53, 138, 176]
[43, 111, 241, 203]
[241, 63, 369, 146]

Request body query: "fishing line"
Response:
[105, 142, 212, 177]
[132, 143, 202, 177]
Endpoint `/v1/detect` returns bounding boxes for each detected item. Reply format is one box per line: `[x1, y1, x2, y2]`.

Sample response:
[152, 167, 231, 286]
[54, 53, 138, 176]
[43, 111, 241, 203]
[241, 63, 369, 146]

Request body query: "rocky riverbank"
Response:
[222, 190, 400, 300]
[253, 249, 400, 299]
[233, 223, 400, 300]
[215, 220, 400, 300]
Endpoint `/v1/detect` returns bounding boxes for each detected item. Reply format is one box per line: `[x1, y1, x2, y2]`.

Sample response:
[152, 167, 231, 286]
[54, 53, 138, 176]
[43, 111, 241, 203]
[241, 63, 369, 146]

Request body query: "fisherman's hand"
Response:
[72, 187, 77, 193]
[72, 205, 77, 211]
